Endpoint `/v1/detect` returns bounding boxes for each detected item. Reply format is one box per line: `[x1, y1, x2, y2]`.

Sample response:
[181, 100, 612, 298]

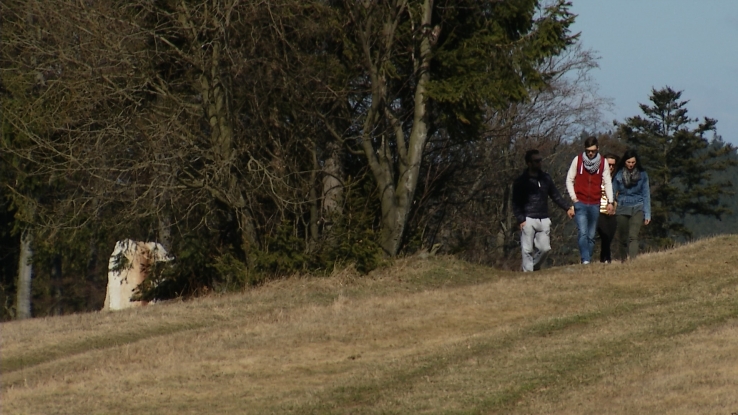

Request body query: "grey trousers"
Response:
[521, 217, 552, 272]
[616, 210, 644, 260]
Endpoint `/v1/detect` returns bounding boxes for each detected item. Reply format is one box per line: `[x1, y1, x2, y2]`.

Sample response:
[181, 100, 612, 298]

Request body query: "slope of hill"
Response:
[2, 236, 738, 414]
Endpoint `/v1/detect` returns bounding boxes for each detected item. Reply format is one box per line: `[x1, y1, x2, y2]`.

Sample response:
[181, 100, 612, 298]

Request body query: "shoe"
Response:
[582, 261, 590, 265]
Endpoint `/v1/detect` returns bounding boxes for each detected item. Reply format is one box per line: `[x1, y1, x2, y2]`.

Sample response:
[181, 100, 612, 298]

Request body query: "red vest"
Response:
[574, 154, 604, 205]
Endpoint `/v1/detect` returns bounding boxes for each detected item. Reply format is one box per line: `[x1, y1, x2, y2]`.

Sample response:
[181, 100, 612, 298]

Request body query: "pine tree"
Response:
[617, 86, 735, 244]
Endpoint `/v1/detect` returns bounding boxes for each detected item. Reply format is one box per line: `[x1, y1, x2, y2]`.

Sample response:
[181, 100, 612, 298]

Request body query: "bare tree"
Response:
[2, 0, 361, 301]
[328, 0, 577, 255]
[412, 43, 610, 266]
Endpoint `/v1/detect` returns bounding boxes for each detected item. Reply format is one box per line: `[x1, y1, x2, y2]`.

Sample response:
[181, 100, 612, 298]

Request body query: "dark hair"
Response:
[584, 136, 598, 148]
[524, 149, 540, 163]
[615, 149, 645, 172]
[603, 153, 620, 164]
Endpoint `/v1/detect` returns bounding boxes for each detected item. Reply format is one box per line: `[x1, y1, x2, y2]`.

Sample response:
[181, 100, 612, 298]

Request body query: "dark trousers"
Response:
[596, 213, 617, 263]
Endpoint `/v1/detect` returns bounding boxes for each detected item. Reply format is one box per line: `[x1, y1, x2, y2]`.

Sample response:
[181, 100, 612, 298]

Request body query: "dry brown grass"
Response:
[2, 236, 738, 414]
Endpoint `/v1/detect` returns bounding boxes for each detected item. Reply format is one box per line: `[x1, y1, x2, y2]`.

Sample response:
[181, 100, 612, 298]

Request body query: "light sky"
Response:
[569, 1, 738, 146]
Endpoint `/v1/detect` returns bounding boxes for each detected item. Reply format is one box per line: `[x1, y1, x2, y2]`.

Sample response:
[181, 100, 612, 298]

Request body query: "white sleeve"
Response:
[602, 164, 614, 203]
[565, 157, 578, 203]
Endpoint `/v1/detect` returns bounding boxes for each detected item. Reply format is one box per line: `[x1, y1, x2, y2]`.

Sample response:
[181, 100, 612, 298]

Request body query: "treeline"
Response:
[1, 1, 733, 320]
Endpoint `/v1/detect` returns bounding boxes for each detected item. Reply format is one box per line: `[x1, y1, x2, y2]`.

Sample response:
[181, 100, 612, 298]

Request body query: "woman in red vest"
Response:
[565, 137, 614, 264]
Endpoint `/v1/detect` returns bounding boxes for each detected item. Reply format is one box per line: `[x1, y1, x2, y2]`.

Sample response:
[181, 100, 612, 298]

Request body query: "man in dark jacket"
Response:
[512, 149, 574, 271]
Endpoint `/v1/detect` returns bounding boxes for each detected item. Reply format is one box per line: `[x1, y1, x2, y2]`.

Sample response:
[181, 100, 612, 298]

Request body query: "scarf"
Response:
[622, 168, 641, 188]
[582, 152, 601, 174]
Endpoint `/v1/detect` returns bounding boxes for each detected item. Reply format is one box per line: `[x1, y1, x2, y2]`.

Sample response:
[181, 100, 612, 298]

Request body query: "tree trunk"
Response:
[236, 207, 258, 263]
[363, 0, 436, 256]
[86, 237, 101, 310]
[308, 147, 320, 248]
[50, 255, 63, 316]
[198, 38, 259, 255]
[16, 228, 33, 320]
[498, 140, 514, 258]
[496, 187, 511, 258]
[158, 214, 172, 251]
[321, 141, 344, 230]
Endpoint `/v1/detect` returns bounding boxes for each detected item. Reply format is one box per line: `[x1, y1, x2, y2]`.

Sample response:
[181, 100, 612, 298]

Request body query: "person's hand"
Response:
[567, 206, 575, 219]
[644, 219, 651, 225]
[605, 203, 614, 215]
[520, 221, 526, 231]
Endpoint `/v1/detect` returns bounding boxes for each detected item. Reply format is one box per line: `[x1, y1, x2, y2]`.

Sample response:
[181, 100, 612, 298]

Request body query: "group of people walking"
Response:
[512, 137, 651, 271]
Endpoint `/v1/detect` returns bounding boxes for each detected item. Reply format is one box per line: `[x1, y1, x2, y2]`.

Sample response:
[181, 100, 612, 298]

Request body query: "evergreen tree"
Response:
[617, 86, 735, 244]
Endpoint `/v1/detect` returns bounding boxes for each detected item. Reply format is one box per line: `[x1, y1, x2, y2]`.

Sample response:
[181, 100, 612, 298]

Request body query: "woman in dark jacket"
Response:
[612, 149, 651, 261]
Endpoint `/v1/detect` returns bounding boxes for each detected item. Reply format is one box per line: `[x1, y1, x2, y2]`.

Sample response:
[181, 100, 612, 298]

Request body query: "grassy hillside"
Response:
[2, 236, 738, 415]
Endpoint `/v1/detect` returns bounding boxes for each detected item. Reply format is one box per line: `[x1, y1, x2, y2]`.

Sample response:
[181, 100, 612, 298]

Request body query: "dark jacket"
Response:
[512, 170, 570, 224]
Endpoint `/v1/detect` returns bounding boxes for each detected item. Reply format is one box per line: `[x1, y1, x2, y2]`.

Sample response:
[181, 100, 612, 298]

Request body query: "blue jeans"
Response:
[574, 202, 600, 263]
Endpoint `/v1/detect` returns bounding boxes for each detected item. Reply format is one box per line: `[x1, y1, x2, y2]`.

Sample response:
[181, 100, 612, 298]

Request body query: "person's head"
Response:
[524, 149, 543, 172]
[603, 153, 620, 175]
[583, 136, 599, 159]
[615, 149, 644, 172]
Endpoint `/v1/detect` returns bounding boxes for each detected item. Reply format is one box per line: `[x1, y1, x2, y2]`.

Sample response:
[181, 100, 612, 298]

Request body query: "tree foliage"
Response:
[329, 0, 577, 255]
[616, 86, 736, 244]
[0, 0, 611, 318]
